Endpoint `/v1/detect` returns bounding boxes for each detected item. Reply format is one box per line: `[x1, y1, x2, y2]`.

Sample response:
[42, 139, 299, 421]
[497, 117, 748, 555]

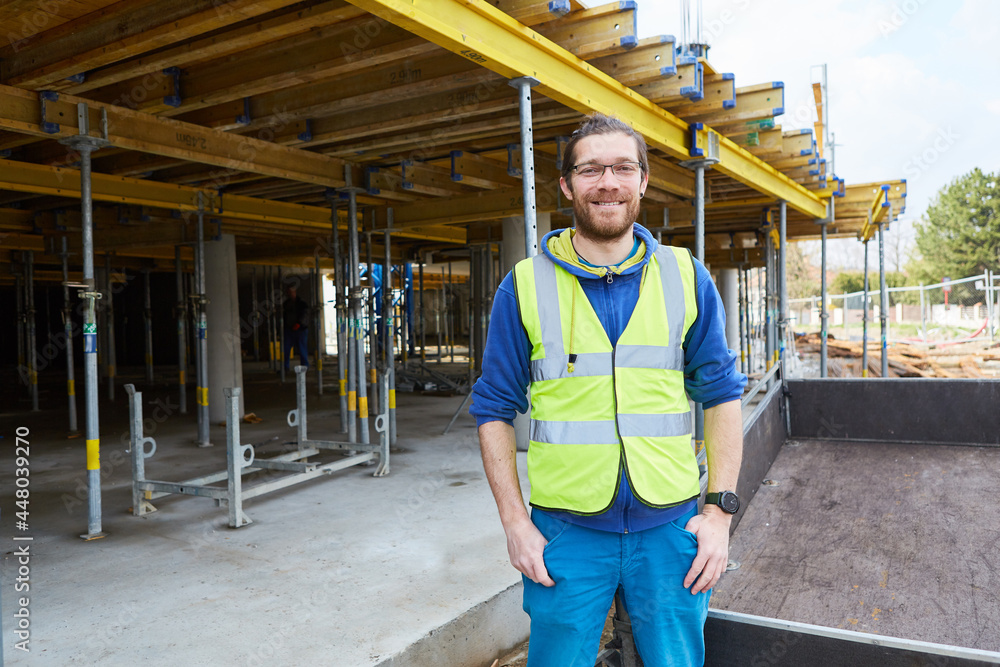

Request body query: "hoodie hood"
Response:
[541, 222, 659, 279]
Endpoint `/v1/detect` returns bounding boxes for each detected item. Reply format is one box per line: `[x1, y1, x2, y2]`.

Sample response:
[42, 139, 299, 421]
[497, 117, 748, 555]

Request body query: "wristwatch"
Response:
[705, 490, 740, 514]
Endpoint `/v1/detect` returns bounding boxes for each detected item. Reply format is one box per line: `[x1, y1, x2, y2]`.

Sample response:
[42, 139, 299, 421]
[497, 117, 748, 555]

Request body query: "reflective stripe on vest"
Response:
[514, 244, 700, 513]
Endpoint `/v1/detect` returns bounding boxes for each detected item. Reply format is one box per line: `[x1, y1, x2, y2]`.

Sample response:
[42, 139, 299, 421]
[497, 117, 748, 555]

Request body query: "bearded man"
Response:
[470, 113, 746, 666]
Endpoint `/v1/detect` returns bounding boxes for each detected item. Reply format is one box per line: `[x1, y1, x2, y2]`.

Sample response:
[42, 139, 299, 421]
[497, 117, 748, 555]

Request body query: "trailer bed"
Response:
[711, 438, 1000, 653]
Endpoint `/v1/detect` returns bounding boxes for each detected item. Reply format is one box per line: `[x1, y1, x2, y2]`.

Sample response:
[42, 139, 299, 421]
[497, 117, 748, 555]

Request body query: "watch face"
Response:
[721, 491, 740, 513]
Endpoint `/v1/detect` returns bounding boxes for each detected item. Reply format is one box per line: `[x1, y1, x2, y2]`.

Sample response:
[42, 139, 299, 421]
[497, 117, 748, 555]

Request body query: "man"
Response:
[282, 285, 310, 371]
[470, 113, 746, 666]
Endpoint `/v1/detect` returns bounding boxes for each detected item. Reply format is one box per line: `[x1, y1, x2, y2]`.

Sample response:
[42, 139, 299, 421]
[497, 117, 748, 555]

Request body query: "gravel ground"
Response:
[492, 607, 616, 666]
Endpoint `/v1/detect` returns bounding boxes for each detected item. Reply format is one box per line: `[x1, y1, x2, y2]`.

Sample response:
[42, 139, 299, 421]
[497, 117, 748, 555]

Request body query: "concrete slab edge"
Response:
[375, 582, 528, 667]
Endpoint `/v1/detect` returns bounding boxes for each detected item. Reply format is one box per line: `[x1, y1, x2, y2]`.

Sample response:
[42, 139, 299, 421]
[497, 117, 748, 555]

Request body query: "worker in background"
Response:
[470, 113, 746, 666]
[283, 285, 310, 371]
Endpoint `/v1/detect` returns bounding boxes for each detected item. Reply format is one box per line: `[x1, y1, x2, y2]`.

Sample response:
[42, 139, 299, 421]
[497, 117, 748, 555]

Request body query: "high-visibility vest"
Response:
[513, 245, 700, 514]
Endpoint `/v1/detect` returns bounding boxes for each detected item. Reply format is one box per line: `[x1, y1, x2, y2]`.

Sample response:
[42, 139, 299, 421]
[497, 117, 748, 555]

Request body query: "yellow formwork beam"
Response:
[345, 0, 828, 219]
[714, 137, 826, 218]
[861, 186, 890, 242]
[850, 179, 908, 207]
[839, 180, 906, 221]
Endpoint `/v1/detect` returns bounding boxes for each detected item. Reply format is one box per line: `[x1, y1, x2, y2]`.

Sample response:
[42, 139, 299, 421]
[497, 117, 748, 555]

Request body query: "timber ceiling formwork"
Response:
[0, 0, 905, 283]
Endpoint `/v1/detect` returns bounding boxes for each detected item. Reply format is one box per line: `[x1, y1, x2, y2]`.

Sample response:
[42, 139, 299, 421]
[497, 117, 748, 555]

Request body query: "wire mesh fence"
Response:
[740, 265, 772, 379]
[789, 271, 1000, 344]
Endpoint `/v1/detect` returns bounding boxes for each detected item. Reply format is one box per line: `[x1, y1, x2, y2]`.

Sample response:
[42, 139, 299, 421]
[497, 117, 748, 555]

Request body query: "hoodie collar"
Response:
[541, 222, 658, 279]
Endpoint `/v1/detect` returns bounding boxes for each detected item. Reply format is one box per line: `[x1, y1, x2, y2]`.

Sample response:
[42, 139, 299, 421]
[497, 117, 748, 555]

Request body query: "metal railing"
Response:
[742, 361, 782, 410]
[789, 271, 998, 344]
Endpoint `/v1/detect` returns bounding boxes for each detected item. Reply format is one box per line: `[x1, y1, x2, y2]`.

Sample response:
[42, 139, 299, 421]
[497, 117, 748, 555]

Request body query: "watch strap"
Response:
[705, 491, 739, 514]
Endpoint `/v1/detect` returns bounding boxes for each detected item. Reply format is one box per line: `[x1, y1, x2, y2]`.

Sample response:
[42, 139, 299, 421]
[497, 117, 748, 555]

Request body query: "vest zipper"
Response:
[611, 344, 628, 531]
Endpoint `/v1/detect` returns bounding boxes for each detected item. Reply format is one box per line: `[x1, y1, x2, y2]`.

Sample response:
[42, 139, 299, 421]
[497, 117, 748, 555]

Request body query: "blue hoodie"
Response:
[470, 223, 747, 533]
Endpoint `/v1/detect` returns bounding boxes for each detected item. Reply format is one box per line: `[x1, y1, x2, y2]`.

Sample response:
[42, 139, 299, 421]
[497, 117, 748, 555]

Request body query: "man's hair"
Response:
[560, 113, 649, 187]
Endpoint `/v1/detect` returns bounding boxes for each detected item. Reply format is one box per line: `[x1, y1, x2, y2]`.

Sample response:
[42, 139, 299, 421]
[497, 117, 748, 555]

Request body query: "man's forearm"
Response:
[704, 399, 743, 496]
[478, 420, 530, 529]
[479, 420, 555, 586]
[683, 398, 744, 592]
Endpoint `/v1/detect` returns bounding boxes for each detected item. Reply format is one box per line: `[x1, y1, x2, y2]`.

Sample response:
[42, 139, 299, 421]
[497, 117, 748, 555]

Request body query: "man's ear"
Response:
[559, 176, 574, 200]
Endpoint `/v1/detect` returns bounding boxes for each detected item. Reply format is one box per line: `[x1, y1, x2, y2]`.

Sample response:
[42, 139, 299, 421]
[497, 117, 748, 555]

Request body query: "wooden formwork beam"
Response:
[56, 1, 366, 94]
[533, 1, 639, 59]
[0, 158, 464, 243]
[666, 73, 736, 117]
[629, 59, 701, 104]
[589, 35, 677, 86]
[0, 84, 349, 188]
[683, 82, 785, 127]
[0, 0, 305, 89]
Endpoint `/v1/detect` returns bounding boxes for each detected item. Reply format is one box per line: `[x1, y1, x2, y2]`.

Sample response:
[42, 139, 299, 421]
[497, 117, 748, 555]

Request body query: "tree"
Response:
[911, 168, 1000, 283]
[830, 271, 908, 294]
[830, 270, 912, 305]
[786, 241, 819, 299]
[887, 220, 912, 273]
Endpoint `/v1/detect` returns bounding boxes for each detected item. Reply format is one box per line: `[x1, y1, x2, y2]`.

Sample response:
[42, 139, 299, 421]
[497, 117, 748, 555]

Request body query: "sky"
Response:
[630, 0, 1000, 273]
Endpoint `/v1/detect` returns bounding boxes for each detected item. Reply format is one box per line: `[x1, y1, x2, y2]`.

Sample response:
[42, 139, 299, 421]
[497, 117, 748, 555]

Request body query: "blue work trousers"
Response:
[284, 328, 309, 370]
[523, 507, 710, 667]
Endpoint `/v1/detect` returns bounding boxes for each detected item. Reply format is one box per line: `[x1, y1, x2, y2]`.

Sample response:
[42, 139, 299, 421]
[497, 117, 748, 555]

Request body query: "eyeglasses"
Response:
[571, 162, 643, 180]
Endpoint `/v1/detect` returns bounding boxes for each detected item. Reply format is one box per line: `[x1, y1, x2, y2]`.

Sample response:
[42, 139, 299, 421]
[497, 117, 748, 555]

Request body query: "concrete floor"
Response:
[0, 363, 528, 666]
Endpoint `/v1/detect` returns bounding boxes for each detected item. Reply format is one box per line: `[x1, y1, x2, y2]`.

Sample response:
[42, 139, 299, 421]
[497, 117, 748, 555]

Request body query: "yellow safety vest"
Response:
[513, 245, 700, 514]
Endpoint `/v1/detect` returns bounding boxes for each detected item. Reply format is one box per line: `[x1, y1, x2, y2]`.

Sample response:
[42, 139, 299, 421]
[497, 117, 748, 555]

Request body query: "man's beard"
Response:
[571, 192, 641, 242]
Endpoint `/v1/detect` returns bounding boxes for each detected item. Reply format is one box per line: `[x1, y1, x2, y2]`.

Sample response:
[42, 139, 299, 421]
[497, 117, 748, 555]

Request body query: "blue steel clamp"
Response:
[39, 91, 61, 134]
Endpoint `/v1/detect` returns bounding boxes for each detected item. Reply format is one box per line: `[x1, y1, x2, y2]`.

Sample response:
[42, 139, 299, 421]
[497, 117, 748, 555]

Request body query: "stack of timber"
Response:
[795, 333, 1000, 379]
